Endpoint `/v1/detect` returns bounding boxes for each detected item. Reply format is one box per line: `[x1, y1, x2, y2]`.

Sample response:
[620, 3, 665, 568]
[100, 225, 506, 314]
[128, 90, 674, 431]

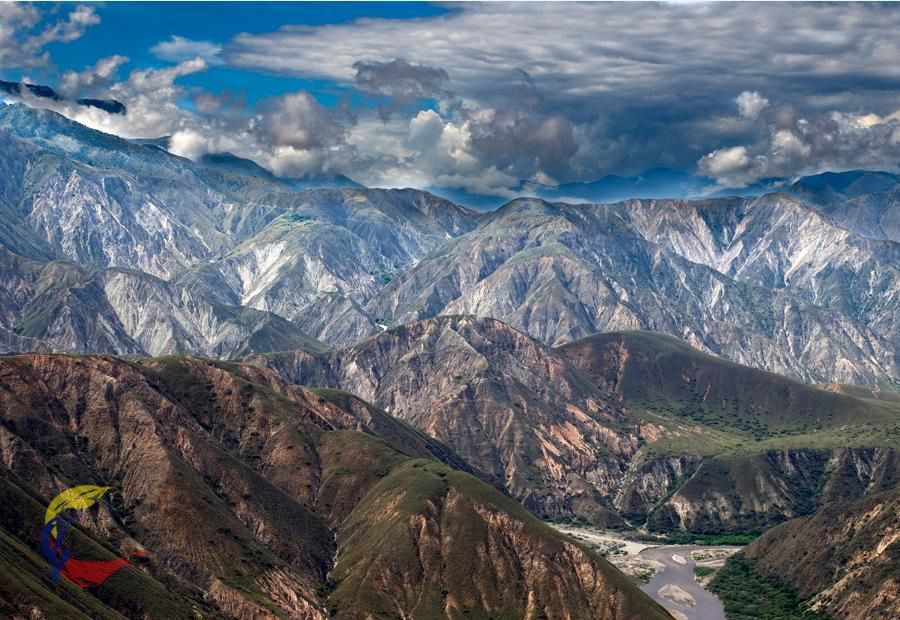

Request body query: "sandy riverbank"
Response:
[549, 524, 741, 620]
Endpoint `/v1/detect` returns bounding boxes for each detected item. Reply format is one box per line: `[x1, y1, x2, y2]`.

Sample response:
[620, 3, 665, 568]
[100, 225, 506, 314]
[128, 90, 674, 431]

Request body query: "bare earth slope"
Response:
[737, 487, 900, 619]
[255, 319, 900, 534]
[0, 353, 666, 619]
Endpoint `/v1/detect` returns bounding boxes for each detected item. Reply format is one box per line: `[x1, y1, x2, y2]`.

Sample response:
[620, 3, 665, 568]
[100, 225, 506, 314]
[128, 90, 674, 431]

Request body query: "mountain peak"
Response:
[198, 151, 276, 179]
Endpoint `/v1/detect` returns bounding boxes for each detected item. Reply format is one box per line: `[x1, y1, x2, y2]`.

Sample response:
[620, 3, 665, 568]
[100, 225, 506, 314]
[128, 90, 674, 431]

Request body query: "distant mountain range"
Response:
[0, 101, 897, 387]
[532, 167, 713, 203]
[426, 168, 725, 210]
[430, 168, 793, 210]
[431, 165, 900, 216]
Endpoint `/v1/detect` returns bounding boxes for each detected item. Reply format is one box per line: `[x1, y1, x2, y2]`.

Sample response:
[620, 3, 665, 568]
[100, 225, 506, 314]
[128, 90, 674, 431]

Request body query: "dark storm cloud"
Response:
[353, 58, 449, 99]
[699, 105, 900, 187]
[258, 91, 353, 151]
[9, 2, 900, 192]
[353, 58, 451, 124]
[458, 69, 579, 182]
[225, 2, 900, 189]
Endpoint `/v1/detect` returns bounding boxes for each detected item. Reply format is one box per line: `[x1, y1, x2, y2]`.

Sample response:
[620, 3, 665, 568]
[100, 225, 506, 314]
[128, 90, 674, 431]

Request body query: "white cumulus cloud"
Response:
[699, 146, 751, 178]
[736, 91, 769, 120]
[58, 55, 129, 98]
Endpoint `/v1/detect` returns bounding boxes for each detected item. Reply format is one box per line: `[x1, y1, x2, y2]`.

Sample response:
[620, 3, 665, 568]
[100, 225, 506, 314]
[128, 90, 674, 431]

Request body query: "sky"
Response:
[2, 1, 900, 200]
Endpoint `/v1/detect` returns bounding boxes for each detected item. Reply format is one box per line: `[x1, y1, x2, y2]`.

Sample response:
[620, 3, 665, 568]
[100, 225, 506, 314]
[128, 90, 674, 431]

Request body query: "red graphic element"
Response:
[42, 529, 130, 587]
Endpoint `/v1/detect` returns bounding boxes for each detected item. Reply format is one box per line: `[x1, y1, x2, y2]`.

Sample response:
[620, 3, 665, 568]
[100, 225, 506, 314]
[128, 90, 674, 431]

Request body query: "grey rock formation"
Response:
[370, 196, 899, 384]
[0, 247, 326, 357]
[0, 102, 896, 385]
[0, 103, 478, 353]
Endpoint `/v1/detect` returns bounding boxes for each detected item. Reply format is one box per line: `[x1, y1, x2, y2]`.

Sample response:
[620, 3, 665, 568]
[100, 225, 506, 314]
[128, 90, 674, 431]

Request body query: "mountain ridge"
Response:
[721, 486, 900, 619]
[252, 317, 900, 533]
[369, 194, 898, 384]
[0, 102, 897, 385]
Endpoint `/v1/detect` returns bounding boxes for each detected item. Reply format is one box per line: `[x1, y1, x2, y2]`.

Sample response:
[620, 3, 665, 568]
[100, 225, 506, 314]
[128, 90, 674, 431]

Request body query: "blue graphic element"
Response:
[39, 515, 72, 584]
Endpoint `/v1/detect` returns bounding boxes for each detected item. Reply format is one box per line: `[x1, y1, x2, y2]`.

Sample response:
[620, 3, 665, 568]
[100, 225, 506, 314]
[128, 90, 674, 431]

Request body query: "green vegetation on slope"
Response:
[326, 453, 670, 620]
[741, 488, 900, 619]
[643, 531, 760, 546]
[559, 330, 900, 534]
[709, 555, 831, 620]
[0, 528, 126, 620]
[0, 473, 201, 619]
[561, 330, 900, 456]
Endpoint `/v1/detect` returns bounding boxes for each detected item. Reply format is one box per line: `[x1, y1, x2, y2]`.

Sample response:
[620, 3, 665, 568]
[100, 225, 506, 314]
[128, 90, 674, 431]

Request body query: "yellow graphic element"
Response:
[44, 485, 111, 538]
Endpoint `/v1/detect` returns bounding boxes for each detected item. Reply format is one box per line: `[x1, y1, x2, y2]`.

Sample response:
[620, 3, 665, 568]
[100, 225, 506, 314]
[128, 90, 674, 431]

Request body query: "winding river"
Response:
[639, 545, 740, 620]
[549, 524, 739, 620]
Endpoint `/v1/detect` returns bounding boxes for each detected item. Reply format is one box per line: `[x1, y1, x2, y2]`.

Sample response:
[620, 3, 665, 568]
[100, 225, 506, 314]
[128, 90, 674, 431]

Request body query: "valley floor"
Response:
[551, 524, 741, 620]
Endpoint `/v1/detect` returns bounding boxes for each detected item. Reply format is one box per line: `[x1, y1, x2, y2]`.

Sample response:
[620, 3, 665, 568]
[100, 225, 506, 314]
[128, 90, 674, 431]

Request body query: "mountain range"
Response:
[3, 321, 897, 617]
[0, 100, 898, 618]
[0, 102, 897, 387]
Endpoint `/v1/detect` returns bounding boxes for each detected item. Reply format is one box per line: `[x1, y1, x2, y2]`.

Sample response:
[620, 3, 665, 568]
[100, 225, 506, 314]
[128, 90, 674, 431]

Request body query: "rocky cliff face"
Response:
[253, 316, 640, 525]
[0, 247, 327, 357]
[255, 321, 900, 533]
[0, 353, 667, 619]
[370, 196, 899, 385]
[741, 487, 900, 619]
[619, 194, 900, 347]
[175, 189, 479, 347]
[0, 103, 479, 349]
[644, 447, 900, 533]
[0, 104, 234, 279]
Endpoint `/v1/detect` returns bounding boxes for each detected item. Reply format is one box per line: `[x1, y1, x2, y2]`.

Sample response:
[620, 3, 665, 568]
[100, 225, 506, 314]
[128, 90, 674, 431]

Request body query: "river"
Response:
[639, 544, 740, 620]
[549, 524, 739, 620]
